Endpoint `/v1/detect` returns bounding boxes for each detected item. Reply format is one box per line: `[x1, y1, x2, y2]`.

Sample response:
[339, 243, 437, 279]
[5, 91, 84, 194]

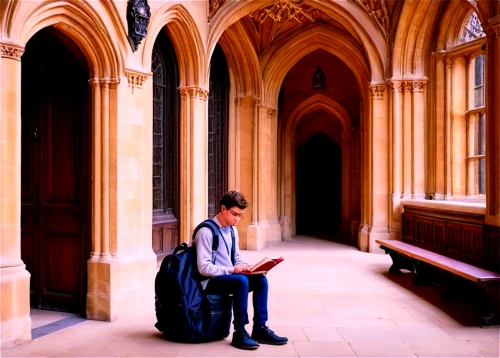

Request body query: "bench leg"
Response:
[479, 282, 500, 327]
[412, 260, 435, 286]
[440, 271, 463, 301]
[381, 247, 415, 274]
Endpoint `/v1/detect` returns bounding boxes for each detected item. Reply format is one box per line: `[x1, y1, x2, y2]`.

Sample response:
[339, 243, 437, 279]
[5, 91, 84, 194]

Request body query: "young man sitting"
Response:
[194, 190, 288, 350]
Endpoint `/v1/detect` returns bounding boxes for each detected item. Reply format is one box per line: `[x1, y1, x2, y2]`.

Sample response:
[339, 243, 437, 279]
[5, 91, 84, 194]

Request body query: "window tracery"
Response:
[459, 12, 485, 44]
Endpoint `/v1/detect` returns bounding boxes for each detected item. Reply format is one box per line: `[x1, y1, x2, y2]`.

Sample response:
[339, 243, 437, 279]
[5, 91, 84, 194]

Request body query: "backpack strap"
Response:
[229, 226, 235, 265]
[192, 219, 236, 265]
[192, 219, 220, 264]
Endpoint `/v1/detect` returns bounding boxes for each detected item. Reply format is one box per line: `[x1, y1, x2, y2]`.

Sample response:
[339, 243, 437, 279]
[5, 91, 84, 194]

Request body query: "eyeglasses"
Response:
[228, 209, 244, 218]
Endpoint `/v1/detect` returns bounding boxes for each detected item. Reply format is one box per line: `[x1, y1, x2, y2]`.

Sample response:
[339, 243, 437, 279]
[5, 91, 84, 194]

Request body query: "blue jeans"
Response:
[205, 274, 268, 332]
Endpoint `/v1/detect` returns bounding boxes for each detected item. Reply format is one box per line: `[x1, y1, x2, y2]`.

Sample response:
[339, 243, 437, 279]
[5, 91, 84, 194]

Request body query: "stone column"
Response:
[247, 99, 267, 250]
[340, 128, 351, 236]
[178, 86, 209, 242]
[451, 56, 467, 198]
[228, 97, 242, 190]
[267, 107, 281, 243]
[87, 73, 157, 322]
[402, 81, 413, 199]
[434, 52, 446, 200]
[367, 84, 390, 252]
[0, 43, 31, 349]
[389, 81, 403, 239]
[412, 80, 427, 199]
[444, 57, 453, 199]
[485, 19, 500, 233]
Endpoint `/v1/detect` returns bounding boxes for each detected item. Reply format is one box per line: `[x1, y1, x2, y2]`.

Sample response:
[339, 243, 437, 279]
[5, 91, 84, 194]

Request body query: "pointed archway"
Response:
[21, 27, 91, 314]
[296, 132, 341, 235]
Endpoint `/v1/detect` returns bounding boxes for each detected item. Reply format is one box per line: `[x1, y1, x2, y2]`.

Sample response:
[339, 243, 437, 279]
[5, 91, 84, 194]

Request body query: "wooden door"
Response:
[21, 28, 90, 314]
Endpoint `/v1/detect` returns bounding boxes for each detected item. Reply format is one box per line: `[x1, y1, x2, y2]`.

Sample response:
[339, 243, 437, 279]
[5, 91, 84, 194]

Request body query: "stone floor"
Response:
[2, 235, 499, 357]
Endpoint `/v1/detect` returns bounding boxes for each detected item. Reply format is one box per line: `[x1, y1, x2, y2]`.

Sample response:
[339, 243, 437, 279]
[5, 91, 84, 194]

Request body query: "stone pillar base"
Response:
[247, 219, 281, 249]
[367, 227, 390, 254]
[279, 215, 293, 240]
[1, 265, 32, 350]
[358, 224, 369, 252]
[86, 250, 157, 321]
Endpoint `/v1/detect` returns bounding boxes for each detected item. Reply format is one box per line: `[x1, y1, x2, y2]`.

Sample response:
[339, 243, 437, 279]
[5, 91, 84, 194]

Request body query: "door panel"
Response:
[21, 28, 89, 314]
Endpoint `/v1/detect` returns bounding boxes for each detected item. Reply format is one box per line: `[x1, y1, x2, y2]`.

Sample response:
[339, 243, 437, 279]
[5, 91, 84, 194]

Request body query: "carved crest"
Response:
[127, 0, 151, 52]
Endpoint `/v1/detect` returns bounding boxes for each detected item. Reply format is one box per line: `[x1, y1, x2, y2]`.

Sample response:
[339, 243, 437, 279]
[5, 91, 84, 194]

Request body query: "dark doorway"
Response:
[21, 28, 90, 314]
[151, 29, 180, 257]
[207, 44, 229, 217]
[296, 133, 341, 235]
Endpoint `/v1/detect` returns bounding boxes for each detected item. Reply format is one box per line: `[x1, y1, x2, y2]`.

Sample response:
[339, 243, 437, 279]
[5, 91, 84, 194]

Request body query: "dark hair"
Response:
[221, 190, 249, 210]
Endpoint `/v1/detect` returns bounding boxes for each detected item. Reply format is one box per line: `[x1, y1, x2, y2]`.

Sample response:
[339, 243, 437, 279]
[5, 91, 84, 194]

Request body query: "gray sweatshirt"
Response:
[194, 216, 246, 289]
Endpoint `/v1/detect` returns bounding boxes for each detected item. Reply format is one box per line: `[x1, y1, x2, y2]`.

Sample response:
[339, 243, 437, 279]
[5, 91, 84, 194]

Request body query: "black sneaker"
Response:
[251, 326, 288, 345]
[231, 330, 260, 350]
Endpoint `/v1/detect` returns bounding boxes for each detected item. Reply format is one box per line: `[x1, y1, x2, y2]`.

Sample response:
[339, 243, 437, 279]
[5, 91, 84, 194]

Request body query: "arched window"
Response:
[151, 30, 180, 255]
[459, 12, 486, 44]
[207, 45, 229, 217]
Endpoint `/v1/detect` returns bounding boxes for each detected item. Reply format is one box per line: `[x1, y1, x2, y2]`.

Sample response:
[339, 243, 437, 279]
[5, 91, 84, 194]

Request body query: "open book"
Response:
[243, 257, 284, 275]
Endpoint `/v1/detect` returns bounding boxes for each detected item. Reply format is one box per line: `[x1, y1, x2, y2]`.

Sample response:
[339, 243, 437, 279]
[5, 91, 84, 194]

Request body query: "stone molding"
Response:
[0, 43, 24, 60]
[125, 69, 148, 93]
[369, 84, 386, 99]
[88, 78, 121, 89]
[179, 86, 209, 101]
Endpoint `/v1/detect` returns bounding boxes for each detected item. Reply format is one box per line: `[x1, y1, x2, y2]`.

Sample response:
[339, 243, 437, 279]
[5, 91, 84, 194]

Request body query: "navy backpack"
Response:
[154, 219, 235, 343]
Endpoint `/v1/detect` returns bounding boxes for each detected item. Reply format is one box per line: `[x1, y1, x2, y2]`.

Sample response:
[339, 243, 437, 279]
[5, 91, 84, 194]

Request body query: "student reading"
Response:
[194, 190, 288, 350]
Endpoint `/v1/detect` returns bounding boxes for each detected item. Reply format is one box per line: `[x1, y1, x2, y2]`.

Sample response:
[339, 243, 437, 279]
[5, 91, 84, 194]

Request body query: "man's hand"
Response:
[233, 263, 253, 274]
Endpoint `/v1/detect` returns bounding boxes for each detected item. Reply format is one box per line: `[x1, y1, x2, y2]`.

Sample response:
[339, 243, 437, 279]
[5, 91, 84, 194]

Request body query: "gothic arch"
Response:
[286, 94, 352, 134]
[207, 0, 387, 89]
[261, 26, 371, 108]
[144, 4, 206, 87]
[7, 0, 123, 78]
[217, 22, 261, 97]
[279, 95, 353, 239]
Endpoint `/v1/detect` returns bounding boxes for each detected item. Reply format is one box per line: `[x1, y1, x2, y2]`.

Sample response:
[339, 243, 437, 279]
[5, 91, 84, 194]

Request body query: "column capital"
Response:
[369, 84, 386, 100]
[486, 15, 500, 38]
[234, 97, 242, 107]
[388, 80, 403, 92]
[0, 43, 24, 60]
[411, 80, 427, 93]
[179, 85, 209, 101]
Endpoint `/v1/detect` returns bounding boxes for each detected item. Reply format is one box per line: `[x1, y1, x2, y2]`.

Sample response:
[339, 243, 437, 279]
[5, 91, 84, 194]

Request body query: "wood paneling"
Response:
[401, 204, 498, 273]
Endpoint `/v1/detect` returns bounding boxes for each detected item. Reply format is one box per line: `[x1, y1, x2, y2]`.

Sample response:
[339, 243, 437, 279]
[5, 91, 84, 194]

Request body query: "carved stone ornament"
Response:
[247, 0, 324, 58]
[349, 0, 391, 42]
[0, 44, 24, 60]
[125, 69, 147, 93]
[179, 86, 209, 101]
[250, 0, 318, 24]
[209, 0, 227, 21]
[127, 0, 151, 52]
[369, 84, 386, 99]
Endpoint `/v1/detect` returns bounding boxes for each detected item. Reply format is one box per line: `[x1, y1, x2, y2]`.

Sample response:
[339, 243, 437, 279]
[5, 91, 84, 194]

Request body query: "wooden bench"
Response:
[376, 239, 500, 326]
